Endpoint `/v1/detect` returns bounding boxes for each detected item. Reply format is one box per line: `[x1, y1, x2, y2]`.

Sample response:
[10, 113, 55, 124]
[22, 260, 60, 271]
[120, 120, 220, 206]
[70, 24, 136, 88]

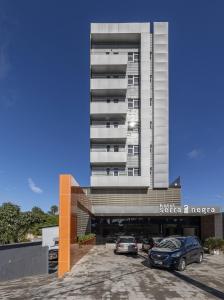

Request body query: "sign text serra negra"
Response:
[159, 204, 218, 215]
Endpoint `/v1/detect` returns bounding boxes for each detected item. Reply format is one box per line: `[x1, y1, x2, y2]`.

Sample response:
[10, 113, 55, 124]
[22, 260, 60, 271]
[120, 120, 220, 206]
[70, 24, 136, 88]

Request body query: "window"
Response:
[113, 122, 118, 128]
[150, 75, 153, 83]
[114, 99, 119, 103]
[114, 168, 118, 176]
[128, 121, 139, 131]
[106, 145, 110, 152]
[128, 168, 133, 176]
[134, 99, 139, 108]
[128, 75, 139, 86]
[106, 52, 110, 55]
[128, 52, 133, 62]
[134, 145, 139, 155]
[128, 168, 139, 176]
[128, 99, 133, 109]
[114, 145, 119, 152]
[107, 99, 111, 103]
[128, 145, 139, 155]
[150, 121, 152, 129]
[128, 98, 139, 109]
[150, 144, 152, 153]
[106, 168, 110, 175]
[113, 52, 119, 55]
[134, 168, 140, 176]
[106, 122, 110, 128]
[128, 145, 133, 155]
[128, 52, 139, 62]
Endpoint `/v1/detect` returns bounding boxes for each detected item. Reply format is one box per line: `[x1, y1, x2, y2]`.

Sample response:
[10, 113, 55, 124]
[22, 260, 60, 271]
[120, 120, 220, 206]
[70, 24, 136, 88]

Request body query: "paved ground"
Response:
[0, 245, 224, 300]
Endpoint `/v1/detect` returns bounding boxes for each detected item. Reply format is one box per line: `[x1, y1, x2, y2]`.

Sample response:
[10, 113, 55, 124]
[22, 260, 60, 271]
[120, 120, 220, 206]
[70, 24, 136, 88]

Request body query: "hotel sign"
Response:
[159, 204, 219, 215]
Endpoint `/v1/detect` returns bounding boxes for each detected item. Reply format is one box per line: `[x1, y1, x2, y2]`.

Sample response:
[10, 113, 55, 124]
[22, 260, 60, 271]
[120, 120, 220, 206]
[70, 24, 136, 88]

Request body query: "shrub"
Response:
[204, 237, 224, 252]
[77, 233, 95, 244]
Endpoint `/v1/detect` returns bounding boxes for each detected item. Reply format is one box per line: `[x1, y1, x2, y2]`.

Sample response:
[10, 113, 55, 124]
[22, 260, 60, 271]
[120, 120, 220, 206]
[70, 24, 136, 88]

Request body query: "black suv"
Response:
[148, 236, 203, 271]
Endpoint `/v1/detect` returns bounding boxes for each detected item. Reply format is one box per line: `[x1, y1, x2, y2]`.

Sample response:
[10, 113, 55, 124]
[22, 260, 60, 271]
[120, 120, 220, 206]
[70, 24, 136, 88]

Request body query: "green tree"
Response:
[0, 202, 40, 244]
[49, 205, 58, 215]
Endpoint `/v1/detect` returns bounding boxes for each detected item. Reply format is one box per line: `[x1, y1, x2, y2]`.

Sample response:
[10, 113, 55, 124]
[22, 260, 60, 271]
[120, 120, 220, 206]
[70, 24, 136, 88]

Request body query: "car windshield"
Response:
[157, 238, 183, 249]
[119, 237, 135, 243]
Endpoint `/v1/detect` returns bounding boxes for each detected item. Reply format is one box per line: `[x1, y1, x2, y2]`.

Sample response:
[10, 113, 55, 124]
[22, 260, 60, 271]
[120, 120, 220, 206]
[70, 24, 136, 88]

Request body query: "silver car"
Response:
[114, 236, 138, 254]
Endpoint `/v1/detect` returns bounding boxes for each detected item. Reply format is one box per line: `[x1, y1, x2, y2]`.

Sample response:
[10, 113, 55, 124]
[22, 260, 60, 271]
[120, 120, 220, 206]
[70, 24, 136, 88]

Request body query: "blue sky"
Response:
[0, 0, 223, 211]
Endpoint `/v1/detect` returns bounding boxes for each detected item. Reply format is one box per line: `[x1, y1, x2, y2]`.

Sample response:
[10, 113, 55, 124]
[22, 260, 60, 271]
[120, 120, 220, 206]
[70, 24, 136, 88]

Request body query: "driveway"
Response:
[0, 245, 224, 299]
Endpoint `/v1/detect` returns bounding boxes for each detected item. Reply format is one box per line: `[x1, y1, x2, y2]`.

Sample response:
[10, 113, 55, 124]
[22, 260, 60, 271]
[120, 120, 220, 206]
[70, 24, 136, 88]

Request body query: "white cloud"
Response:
[28, 178, 43, 194]
[187, 149, 202, 159]
[216, 193, 224, 200]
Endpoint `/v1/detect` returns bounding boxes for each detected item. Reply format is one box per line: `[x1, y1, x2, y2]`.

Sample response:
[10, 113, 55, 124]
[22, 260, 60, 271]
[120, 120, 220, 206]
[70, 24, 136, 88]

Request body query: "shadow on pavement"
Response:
[170, 270, 224, 300]
[139, 254, 224, 300]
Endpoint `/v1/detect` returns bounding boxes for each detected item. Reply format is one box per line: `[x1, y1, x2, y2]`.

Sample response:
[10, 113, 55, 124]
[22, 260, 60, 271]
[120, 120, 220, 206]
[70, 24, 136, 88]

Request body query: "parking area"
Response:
[0, 245, 224, 299]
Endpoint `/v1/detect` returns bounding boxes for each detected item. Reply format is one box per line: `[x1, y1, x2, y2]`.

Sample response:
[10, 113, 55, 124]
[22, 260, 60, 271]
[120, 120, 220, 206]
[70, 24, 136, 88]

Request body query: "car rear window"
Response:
[119, 238, 135, 243]
[157, 238, 183, 249]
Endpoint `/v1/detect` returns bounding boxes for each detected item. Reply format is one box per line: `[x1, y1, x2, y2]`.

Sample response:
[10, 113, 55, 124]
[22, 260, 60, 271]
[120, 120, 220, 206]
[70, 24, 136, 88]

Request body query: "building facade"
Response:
[58, 23, 223, 277]
[90, 22, 168, 189]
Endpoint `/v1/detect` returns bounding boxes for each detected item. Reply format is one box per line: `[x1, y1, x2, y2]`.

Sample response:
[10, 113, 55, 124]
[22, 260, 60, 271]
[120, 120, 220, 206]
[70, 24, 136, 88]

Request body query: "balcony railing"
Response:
[90, 126, 127, 141]
[90, 152, 127, 164]
[90, 78, 127, 96]
[91, 54, 127, 73]
[90, 175, 150, 187]
[90, 102, 127, 116]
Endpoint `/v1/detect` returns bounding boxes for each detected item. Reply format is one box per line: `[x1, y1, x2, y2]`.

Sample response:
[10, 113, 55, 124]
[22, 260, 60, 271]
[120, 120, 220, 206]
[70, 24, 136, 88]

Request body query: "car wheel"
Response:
[114, 249, 117, 255]
[197, 253, 203, 263]
[177, 258, 186, 271]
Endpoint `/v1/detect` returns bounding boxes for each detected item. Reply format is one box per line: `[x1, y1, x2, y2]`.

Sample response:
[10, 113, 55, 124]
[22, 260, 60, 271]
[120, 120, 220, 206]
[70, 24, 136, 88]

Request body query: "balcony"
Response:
[90, 78, 127, 96]
[90, 102, 127, 117]
[91, 54, 127, 73]
[90, 126, 127, 141]
[90, 175, 150, 187]
[90, 151, 127, 165]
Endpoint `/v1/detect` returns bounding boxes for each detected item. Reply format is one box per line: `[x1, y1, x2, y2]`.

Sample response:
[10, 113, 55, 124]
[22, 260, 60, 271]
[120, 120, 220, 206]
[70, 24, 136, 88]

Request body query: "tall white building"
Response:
[90, 22, 169, 189]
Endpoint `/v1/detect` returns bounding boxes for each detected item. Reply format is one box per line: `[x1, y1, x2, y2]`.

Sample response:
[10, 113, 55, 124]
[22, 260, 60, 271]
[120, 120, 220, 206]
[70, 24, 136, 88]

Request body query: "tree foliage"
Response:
[0, 202, 40, 244]
[0, 202, 59, 245]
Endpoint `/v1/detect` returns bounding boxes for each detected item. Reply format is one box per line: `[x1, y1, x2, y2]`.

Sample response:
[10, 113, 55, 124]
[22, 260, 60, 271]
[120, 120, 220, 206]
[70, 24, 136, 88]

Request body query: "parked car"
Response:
[142, 237, 163, 252]
[114, 236, 138, 255]
[148, 236, 203, 271]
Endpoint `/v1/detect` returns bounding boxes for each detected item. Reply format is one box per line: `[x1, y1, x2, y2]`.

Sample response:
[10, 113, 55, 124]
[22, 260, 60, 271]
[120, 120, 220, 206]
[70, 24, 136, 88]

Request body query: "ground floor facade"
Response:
[58, 174, 224, 277]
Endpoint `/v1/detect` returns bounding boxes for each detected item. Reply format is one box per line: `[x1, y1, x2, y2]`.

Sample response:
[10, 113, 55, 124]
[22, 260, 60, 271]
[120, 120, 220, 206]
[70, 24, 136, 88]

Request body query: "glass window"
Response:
[128, 99, 133, 109]
[114, 99, 119, 103]
[134, 168, 139, 176]
[133, 75, 139, 86]
[128, 121, 139, 131]
[128, 145, 133, 155]
[114, 145, 119, 152]
[106, 145, 110, 152]
[114, 168, 118, 176]
[113, 122, 118, 128]
[128, 75, 133, 85]
[106, 122, 110, 128]
[134, 52, 139, 62]
[106, 168, 110, 175]
[128, 168, 133, 176]
[134, 145, 139, 155]
[134, 99, 139, 108]
[128, 52, 133, 62]
[107, 99, 111, 103]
